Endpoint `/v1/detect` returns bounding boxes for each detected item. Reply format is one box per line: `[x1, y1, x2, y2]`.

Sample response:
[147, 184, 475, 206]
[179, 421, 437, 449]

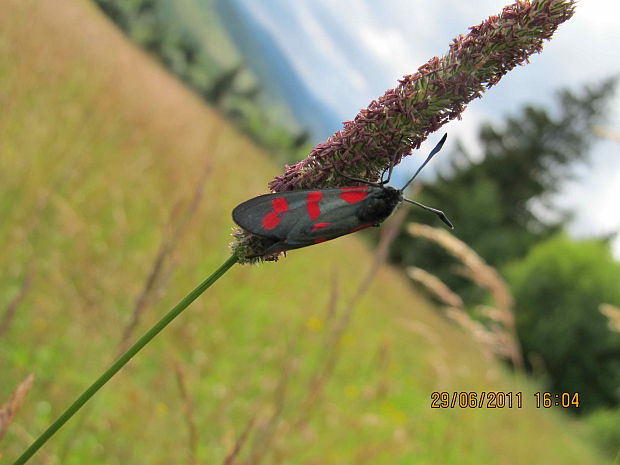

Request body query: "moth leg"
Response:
[329, 159, 381, 187]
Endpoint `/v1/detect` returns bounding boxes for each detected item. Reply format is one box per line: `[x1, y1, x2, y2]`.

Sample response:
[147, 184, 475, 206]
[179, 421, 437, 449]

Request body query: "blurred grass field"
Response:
[0, 0, 605, 463]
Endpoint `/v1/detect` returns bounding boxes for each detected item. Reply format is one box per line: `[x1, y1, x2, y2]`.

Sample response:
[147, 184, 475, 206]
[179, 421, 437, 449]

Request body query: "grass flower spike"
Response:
[232, 0, 576, 263]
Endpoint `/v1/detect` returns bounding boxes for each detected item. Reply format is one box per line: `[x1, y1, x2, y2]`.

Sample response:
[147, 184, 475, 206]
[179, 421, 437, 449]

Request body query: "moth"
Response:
[233, 134, 452, 255]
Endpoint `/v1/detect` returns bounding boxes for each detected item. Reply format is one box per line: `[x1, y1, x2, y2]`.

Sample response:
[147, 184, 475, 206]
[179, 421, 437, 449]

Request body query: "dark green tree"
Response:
[389, 78, 616, 303]
[507, 233, 620, 412]
[203, 65, 243, 104]
[92, 0, 311, 166]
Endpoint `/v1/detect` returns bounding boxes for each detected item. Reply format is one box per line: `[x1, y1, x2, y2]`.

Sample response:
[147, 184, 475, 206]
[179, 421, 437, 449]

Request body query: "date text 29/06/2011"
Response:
[430, 392, 580, 409]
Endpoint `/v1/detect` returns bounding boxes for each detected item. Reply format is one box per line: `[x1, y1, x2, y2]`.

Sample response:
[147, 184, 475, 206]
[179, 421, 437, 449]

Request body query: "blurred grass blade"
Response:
[0, 375, 35, 442]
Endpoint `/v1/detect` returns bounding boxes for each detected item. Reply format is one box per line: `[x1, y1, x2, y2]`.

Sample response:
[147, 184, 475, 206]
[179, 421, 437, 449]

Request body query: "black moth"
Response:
[233, 134, 453, 255]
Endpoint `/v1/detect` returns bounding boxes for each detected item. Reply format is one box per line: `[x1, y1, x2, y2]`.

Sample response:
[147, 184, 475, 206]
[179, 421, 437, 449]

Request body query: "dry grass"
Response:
[594, 126, 620, 143]
[117, 158, 215, 355]
[600, 303, 620, 332]
[222, 413, 257, 465]
[407, 223, 523, 368]
[173, 360, 199, 465]
[0, 375, 35, 443]
[0, 275, 32, 338]
[407, 267, 464, 310]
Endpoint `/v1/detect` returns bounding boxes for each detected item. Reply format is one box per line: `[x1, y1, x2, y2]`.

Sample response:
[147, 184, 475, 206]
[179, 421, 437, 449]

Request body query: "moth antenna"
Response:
[400, 133, 447, 192]
[403, 198, 454, 229]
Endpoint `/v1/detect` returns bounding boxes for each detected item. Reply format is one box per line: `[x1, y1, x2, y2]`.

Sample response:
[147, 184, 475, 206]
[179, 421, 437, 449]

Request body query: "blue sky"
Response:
[225, 0, 620, 253]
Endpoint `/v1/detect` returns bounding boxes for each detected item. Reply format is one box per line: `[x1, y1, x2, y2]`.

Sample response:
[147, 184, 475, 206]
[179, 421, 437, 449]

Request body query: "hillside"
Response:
[0, 0, 603, 464]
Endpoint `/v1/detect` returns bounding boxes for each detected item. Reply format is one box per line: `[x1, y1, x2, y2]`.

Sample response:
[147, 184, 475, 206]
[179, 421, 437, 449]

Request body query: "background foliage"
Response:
[507, 233, 620, 412]
[387, 80, 620, 417]
[389, 79, 616, 303]
[93, 0, 312, 164]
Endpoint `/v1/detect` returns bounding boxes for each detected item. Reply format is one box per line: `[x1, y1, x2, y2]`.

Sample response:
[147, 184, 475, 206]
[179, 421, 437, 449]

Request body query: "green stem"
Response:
[13, 254, 239, 465]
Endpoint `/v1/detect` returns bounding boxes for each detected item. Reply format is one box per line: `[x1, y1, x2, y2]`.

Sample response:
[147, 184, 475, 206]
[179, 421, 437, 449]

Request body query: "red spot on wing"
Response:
[314, 238, 328, 244]
[272, 197, 289, 214]
[349, 224, 372, 233]
[312, 222, 331, 231]
[261, 197, 289, 230]
[262, 212, 281, 230]
[340, 187, 369, 204]
[307, 191, 323, 220]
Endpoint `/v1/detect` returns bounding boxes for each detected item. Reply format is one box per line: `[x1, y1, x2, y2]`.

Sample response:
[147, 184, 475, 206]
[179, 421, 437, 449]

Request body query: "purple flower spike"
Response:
[232, 0, 576, 263]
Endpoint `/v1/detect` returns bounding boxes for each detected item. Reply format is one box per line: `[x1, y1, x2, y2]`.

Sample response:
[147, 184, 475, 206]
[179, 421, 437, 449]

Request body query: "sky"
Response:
[227, 0, 620, 254]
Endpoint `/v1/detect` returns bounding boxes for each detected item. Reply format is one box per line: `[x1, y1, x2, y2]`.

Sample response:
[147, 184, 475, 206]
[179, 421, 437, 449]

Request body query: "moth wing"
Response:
[233, 187, 378, 251]
[283, 201, 372, 241]
[232, 190, 314, 239]
[263, 197, 376, 253]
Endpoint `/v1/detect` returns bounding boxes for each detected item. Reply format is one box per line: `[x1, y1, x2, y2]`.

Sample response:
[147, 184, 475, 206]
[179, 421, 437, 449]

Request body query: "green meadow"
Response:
[0, 0, 604, 463]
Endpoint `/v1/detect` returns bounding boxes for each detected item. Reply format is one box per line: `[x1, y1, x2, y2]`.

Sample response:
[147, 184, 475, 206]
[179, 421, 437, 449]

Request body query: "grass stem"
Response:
[12, 254, 239, 465]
